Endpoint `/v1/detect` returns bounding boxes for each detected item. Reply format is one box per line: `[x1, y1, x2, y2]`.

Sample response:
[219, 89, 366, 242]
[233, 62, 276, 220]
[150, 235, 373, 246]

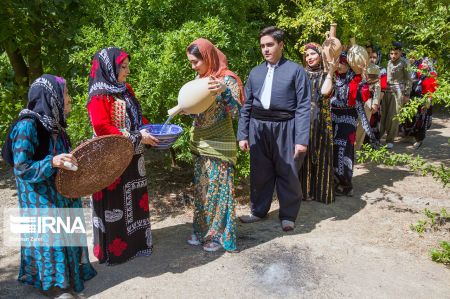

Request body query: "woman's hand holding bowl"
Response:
[140, 129, 160, 146]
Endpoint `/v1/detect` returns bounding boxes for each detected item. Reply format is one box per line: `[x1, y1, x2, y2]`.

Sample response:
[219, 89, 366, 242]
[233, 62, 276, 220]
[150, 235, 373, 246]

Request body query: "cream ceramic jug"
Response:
[347, 38, 368, 75]
[322, 23, 342, 72]
[167, 77, 214, 116]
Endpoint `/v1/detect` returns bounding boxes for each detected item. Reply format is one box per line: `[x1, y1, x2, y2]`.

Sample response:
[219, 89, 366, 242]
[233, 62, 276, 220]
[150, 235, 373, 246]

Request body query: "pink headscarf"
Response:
[187, 38, 245, 104]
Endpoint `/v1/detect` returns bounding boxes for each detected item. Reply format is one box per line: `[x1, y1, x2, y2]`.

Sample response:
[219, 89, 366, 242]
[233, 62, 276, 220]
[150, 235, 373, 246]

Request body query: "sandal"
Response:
[203, 241, 221, 252]
[187, 234, 201, 246]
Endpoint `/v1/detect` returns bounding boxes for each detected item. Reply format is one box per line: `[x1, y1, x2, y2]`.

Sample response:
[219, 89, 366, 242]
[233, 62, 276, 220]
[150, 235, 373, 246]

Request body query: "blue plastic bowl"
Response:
[140, 124, 183, 150]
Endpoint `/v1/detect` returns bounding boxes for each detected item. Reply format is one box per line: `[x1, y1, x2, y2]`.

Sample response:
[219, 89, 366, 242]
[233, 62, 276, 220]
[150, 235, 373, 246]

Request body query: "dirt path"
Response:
[1, 112, 449, 299]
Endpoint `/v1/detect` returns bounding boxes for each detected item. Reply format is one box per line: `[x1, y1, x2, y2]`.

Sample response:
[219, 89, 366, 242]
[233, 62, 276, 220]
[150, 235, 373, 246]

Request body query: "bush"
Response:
[0, 53, 25, 144]
[431, 241, 450, 265]
[62, 1, 280, 178]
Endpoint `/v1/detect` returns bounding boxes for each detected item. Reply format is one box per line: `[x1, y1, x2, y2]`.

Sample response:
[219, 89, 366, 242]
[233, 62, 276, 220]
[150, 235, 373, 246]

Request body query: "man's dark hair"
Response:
[259, 26, 285, 43]
[187, 44, 203, 60]
[391, 41, 403, 51]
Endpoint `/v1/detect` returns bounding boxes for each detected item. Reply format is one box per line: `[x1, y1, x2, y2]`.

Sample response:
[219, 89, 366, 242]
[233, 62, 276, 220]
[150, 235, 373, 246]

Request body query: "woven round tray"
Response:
[56, 135, 133, 198]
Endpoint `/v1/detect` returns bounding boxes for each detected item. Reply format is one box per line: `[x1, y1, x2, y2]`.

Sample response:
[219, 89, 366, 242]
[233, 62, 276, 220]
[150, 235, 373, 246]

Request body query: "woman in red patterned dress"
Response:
[87, 47, 158, 265]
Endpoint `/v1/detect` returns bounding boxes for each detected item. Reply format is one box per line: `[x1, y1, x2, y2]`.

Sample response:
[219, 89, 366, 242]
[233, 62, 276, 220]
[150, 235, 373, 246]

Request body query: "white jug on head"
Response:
[167, 77, 214, 116]
[347, 38, 368, 75]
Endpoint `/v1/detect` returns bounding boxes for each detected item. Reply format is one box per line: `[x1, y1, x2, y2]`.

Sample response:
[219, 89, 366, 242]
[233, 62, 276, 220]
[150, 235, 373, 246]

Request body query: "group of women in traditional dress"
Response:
[300, 42, 438, 202]
[300, 43, 377, 200]
[8, 33, 437, 297]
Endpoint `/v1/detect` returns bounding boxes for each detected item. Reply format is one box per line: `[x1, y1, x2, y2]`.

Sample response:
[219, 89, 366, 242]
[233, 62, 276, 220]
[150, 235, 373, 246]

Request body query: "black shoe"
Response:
[413, 141, 423, 149]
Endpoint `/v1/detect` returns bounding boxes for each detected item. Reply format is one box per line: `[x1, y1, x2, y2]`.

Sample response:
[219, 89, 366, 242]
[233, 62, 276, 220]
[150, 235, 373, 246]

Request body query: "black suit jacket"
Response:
[237, 56, 311, 145]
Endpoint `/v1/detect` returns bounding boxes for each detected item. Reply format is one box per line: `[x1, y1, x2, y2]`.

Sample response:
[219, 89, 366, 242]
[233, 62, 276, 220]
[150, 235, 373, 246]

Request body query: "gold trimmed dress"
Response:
[300, 69, 335, 204]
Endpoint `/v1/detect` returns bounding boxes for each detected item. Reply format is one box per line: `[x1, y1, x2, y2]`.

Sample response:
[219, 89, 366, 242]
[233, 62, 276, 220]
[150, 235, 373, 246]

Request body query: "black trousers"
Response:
[249, 118, 304, 222]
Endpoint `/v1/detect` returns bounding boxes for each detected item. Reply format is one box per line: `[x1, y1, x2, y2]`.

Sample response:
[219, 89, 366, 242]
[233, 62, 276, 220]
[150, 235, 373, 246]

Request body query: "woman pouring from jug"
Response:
[184, 38, 244, 252]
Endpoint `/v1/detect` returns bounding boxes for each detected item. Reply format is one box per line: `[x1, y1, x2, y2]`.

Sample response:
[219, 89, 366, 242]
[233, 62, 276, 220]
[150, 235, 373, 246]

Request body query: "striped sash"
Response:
[190, 116, 237, 165]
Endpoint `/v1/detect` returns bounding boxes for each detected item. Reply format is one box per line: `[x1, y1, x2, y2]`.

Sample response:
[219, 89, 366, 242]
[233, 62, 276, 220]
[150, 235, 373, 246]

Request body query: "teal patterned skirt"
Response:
[192, 155, 237, 251]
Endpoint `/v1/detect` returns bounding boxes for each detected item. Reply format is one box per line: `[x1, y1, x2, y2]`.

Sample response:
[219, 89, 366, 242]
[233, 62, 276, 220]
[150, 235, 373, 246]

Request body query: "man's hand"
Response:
[239, 140, 249, 151]
[294, 144, 307, 159]
[402, 95, 410, 104]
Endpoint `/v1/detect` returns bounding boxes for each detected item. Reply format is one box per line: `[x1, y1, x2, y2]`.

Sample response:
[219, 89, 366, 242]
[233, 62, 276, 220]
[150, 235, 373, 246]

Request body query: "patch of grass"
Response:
[409, 208, 450, 265]
[411, 208, 450, 235]
[410, 220, 428, 235]
[424, 208, 437, 227]
[431, 241, 450, 265]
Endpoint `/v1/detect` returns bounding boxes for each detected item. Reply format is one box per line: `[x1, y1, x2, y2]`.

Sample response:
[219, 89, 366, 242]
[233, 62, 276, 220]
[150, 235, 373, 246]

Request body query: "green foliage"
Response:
[395, 73, 450, 124]
[63, 1, 280, 177]
[424, 208, 437, 226]
[409, 208, 450, 265]
[274, 0, 450, 67]
[430, 75, 450, 109]
[410, 209, 450, 265]
[0, 53, 24, 143]
[0, 0, 97, 144]
[357, 144, 450, 187]
[410, 220, 427, 235]
[1, 0, 93, 82]
[431, 241, 450, 265]
[395, 96, 428, 124]
[236, 151, 251, 180]
[410, 208, 450, 235]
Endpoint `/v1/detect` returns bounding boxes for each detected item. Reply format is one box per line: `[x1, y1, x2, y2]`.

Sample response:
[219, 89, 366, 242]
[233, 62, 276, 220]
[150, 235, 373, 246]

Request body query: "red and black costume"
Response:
[402, 62, 438, 144]
[330, 53, 376, 196]
[87, 47, 153, 265]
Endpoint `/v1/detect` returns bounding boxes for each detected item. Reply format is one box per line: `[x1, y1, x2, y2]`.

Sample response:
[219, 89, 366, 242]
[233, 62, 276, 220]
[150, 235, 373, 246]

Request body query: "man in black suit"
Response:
[237, 26, 311, 231]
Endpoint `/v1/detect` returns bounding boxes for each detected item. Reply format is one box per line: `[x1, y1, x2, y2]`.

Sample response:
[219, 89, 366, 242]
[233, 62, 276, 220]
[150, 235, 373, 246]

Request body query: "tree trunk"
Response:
[27, 41, 43, 84]
[27, 18, 43, 84]
[2, 38, 29, 99]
